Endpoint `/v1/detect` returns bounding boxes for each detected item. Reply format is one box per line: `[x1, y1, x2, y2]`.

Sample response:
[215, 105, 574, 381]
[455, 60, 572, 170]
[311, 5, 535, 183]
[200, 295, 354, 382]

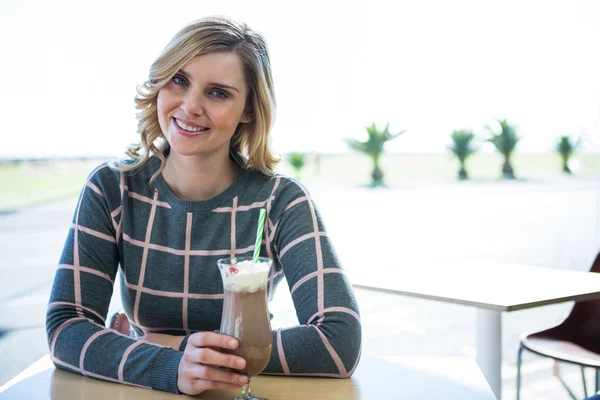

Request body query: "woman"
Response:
[46, 16, 361, 396]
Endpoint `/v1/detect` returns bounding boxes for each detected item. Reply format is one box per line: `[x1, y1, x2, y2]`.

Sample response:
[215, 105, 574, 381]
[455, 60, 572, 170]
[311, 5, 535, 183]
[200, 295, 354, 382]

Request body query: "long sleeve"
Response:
[264, 177, 362, 377]
[45, 164, 184, 393]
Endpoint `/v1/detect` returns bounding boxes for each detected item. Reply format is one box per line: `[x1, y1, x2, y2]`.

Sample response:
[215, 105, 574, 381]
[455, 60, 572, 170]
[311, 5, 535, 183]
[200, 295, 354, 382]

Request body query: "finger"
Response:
[191, 379, 244, 392]
[185, 347, 246, 370]
[185, 364, 248, 386]
[188, 331, 239, 350]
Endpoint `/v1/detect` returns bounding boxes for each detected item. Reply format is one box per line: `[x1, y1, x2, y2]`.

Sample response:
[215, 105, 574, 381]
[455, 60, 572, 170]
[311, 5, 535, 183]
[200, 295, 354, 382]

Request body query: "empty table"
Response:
[353, 260, 600, 399]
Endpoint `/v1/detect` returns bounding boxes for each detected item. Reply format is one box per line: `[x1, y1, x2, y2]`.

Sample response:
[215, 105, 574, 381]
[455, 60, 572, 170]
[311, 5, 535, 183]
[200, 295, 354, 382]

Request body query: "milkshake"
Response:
[218, 257, 273, 378]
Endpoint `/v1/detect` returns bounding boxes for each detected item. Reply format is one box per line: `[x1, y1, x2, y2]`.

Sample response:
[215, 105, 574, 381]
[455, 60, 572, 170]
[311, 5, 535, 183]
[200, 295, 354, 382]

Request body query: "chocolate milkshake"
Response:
[218, 258, 273, 377]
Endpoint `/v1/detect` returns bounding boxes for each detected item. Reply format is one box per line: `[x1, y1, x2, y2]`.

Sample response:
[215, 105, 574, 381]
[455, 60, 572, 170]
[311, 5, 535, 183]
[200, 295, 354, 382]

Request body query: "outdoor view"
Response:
[1, 1, 600, 399]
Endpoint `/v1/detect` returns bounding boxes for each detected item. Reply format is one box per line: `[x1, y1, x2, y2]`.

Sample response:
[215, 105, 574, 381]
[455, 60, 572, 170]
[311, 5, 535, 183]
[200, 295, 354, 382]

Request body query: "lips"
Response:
[172, 118, 210, 138]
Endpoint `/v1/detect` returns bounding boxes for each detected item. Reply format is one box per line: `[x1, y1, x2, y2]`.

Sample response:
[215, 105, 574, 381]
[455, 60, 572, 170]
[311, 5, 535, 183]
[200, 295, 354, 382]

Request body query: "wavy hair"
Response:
[118, 16, 278, 182]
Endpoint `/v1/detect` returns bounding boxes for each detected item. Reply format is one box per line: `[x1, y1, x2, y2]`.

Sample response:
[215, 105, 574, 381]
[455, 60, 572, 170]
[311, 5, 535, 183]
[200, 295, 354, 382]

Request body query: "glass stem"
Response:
[241, 378, 252, 399]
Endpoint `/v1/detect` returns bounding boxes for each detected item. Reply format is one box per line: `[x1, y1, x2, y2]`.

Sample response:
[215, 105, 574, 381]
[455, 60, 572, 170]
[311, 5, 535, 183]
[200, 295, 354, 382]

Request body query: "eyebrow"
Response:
[178, 69, 240, 93]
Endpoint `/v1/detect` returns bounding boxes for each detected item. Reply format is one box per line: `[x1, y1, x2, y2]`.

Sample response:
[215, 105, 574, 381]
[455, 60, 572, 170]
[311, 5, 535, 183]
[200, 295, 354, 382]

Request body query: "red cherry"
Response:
[229, 266, 239, 274]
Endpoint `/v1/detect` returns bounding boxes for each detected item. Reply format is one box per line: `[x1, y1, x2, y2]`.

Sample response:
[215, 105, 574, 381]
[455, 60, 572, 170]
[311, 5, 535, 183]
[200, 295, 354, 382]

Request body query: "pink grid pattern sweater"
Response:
[46, 156, 362, 393]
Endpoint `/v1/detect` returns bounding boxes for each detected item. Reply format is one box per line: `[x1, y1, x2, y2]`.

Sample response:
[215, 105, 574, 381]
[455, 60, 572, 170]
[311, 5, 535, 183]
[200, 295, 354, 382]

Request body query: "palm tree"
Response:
[345, 122, 406, 187]
[449, 129, 477, 180]
[287, 152, 306, 179]
[487, 119, 520, 179]
[556, 136, 580, 174]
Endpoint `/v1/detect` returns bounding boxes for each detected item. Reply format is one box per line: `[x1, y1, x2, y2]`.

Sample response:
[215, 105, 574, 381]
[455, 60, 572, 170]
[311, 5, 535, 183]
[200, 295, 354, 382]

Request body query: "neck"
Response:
[161, 150, 241, 201]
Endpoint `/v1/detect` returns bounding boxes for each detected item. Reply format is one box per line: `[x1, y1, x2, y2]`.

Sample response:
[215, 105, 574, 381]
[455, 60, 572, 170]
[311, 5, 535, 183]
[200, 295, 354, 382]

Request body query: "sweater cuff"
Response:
[150, 348, 184, 394]
[179, 334, 191, 352]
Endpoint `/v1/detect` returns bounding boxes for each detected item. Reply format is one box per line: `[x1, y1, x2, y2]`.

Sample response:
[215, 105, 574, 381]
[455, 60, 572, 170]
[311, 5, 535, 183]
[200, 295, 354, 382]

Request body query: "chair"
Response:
[516, 252, 600, 399]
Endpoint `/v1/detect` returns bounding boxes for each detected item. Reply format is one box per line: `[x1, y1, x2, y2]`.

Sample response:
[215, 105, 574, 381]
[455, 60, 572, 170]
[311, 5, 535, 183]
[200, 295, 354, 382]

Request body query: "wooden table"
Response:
[353, 260, 600, 399]
[0, 354, 496, 399]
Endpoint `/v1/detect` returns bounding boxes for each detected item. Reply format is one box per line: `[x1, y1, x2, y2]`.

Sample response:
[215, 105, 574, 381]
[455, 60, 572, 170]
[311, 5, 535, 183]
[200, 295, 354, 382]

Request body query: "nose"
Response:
[180, 89, 205, 116]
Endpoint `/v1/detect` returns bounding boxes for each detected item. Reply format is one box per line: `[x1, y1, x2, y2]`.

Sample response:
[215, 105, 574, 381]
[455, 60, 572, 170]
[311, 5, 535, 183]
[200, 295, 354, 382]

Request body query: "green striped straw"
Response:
[253, 208, 267, 262]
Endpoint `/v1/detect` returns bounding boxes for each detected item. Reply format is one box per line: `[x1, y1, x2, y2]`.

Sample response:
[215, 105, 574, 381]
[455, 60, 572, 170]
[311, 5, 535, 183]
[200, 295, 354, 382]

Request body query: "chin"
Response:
[164, 135, 198, 156]
[168, 145, 203, 158]
[166, 133, 229, 159]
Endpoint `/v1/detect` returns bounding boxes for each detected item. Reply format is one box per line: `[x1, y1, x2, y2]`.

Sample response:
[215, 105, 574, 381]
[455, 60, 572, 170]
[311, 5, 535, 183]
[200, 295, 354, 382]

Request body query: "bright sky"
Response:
[1, 0, 599, 158]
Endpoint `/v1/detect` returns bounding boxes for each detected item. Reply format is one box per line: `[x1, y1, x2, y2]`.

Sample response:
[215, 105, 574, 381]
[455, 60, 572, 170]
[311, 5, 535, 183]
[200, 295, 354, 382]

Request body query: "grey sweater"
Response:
[46, 156, 362, 393]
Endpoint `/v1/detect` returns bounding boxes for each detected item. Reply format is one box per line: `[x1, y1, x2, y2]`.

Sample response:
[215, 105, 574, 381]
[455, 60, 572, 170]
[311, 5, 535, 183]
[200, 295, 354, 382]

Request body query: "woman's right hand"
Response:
[177, 331, 249, 395]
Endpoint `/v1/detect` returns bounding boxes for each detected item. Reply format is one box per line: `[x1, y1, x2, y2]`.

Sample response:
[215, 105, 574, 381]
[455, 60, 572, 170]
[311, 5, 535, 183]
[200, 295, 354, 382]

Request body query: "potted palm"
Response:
[287, 152, 306, 179]
[345, 122, 406, 187]
[487, 119, 520, 179]
[556, 136, 580, 174]
[449, 129, 477, 180]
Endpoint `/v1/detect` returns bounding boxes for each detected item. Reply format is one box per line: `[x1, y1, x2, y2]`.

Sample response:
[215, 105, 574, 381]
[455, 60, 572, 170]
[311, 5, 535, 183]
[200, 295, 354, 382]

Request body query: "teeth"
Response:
[175, 119, 207, 132]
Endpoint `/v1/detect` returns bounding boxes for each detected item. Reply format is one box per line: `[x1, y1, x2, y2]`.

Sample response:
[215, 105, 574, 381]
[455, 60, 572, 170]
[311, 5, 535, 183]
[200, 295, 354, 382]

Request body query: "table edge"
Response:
[354, 284, 600, 312]
[353, 284, 508, 312]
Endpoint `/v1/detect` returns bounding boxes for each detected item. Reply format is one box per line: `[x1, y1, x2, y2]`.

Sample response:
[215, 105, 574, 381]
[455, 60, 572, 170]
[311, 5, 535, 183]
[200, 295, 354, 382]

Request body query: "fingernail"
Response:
[238, 376, 248, 384]
[236, 359, 245, 368]
[229, 339, 237, 347]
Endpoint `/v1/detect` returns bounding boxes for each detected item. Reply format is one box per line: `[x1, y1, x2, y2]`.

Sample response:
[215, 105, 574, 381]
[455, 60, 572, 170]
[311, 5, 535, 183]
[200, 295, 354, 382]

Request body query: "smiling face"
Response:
[157, 51, 253, 160]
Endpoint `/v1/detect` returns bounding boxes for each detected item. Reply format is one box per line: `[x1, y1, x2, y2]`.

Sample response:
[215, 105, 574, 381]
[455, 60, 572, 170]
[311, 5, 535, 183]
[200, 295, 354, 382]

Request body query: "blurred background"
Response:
[1, 0, 599, 398]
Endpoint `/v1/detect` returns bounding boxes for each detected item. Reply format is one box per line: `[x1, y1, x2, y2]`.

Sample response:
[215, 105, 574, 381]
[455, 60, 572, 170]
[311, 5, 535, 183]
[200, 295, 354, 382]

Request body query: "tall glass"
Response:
[217, 257, 273, 400]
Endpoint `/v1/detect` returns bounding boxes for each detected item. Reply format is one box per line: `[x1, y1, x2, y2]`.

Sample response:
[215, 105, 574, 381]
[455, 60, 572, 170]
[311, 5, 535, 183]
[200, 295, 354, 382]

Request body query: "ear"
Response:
[240, 111, 254, 124]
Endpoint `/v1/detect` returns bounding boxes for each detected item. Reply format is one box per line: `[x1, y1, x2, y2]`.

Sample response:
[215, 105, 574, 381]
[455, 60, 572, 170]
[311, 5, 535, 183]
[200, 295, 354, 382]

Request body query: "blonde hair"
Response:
[119, 16, 278, 182]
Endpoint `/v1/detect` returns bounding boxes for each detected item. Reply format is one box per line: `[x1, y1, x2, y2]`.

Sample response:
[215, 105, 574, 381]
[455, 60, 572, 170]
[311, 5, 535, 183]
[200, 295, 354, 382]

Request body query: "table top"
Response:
[0, 354, 496, 400]
[352, 261, 600, 312]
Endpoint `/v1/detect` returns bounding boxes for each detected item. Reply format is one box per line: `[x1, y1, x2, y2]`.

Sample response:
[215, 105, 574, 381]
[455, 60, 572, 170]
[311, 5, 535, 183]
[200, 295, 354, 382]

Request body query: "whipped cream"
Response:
[225, 260, 270, 292]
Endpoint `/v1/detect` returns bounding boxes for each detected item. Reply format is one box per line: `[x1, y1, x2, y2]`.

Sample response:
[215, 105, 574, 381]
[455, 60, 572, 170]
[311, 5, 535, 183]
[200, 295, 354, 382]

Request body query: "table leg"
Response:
[476, 309, 502, 399]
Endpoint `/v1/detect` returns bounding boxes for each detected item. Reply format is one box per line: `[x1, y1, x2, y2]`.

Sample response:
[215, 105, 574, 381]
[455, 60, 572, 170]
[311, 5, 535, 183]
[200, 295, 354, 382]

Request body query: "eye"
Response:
[210, 89, 229, 99]
[172, 75, 188, 86]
